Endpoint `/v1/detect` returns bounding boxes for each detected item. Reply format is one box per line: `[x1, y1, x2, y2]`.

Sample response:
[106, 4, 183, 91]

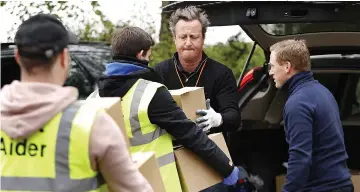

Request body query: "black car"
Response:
[1, 42, 111, 99]
[164, 1, 360, 192]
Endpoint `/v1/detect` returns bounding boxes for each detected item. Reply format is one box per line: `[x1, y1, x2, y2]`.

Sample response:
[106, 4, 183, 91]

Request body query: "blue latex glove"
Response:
[195, 99, 223, 132]
[225, 167, 264, 192]
[223, 167, 249, 186]
[223, 166, 264, 192]
[223, 167, 240, 186]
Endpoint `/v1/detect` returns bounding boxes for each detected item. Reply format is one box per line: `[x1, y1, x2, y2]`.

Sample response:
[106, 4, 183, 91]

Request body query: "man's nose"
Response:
[185, 37, 192, 46]
[269, 69, 274, 76]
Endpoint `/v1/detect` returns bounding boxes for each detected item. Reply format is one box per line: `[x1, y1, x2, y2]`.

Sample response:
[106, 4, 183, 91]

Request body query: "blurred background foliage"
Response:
[1, 1, 266, 81]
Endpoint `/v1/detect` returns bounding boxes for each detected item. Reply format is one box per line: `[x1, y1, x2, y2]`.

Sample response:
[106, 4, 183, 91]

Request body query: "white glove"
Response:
[195, 99, 223, 132]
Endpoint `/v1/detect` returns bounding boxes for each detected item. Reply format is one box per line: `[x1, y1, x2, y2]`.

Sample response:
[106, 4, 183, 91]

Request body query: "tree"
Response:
[79, 1, 129, 43]
[1, 1, 83, 41]
[204, 40, 265, 80]
[2, 1, 266, 80]
[0, 1, 121, 43]
[149, 1, 176, 67]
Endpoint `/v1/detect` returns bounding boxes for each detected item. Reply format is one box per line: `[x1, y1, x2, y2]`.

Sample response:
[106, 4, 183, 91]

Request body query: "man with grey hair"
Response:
[154, 5, 240, 145]
[87, 26, 262, 192]
[154, 5, 252, 192]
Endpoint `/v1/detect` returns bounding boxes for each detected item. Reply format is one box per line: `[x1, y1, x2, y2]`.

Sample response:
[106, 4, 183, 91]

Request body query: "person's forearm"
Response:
[215, 70, 241, 132]
[148, 87, 234, 178]
[283, 131, 312, 192]
[283, 102, 314, 191]
[220, 110, 241, 132]
[154, 110, 234, 178]
[282, 150, 311, 192]
[177, 122, 234, 178]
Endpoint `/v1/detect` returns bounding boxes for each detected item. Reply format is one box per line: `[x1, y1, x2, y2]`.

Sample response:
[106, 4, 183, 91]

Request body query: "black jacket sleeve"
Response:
[213, 68, 241, 132]
[148, 86, 234, 178]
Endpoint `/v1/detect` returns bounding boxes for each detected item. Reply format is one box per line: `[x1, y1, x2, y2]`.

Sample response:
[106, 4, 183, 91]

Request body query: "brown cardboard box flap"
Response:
[351, 170, 360, 192]
[175, 133, 232, 192]
[86, 97, 129, 148]
[275, 174, 286, 192]
[169, 87, 206, 121]
[132, 152, 166, 192]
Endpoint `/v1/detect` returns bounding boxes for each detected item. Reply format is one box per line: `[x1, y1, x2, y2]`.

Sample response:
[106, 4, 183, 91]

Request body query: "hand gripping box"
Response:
[169, 86, 232, 192]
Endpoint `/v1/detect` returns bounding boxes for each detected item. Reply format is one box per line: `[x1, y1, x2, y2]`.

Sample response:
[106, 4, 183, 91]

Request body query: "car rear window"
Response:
[260, 22, 360, 36]
[313, 73, 341, 95]
[64, 45, 111, 99]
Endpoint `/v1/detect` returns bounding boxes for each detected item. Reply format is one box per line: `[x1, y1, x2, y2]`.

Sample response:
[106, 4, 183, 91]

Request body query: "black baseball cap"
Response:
[14, 14, 78, 60]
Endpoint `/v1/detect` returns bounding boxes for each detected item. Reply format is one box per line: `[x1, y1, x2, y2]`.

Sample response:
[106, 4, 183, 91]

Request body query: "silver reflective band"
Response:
[130, 126, 167, 146]
[157, 152, 175, 167]
[128, 80, 175, 169]
[1, 176, 103, 191]
[1, 102, 105, 191]
[129, 80, 167, 147]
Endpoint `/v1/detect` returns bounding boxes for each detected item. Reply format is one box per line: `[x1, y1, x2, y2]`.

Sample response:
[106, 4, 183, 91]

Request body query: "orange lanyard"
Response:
[175, 60, 207, 88]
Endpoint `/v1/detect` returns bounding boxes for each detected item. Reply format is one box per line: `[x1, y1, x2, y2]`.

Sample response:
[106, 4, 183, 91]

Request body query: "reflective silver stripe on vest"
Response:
[129, 80, 167, 146]
[1, 102, 105, 191]
[128, 80, 175, 168]
[157, 152, 175, 167]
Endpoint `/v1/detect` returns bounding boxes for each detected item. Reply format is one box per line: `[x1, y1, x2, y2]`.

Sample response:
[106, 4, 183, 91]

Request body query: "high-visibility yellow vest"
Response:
[122, 79, 182, 192]
[1, 101, 108, 192]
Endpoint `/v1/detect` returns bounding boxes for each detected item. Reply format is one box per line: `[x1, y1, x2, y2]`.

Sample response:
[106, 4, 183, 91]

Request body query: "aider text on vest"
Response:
[1, 137, 47, 157]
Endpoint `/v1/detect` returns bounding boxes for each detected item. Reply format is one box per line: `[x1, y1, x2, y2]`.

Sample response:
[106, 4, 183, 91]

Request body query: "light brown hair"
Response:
[270, 39, 311, 71]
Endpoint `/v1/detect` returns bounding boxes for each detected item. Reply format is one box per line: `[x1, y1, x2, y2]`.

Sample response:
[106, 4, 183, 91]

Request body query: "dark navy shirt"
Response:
[282, 71, 352, 192]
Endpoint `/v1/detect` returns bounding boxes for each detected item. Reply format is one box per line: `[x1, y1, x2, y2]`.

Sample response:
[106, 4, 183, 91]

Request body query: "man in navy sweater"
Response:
[268, 39, 354, 192]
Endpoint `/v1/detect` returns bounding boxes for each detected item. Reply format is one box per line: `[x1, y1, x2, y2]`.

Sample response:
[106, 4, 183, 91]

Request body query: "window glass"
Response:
[351, 77, 360, 115]
[313, 73, 340, 95]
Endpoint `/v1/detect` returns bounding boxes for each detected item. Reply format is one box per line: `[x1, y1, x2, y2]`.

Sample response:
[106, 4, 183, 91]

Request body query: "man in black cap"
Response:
[0, 14, 153, 192]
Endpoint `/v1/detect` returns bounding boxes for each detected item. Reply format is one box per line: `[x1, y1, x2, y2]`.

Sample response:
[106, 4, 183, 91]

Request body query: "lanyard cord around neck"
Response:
[175, 60, 207, 88]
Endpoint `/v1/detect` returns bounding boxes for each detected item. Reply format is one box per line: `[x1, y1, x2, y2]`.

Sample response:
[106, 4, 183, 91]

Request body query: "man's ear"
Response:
[136, 50, 144, 60]
[14, 49, 22, 67]
[60, 48, 70, 69]
[285, 61, 292, 73]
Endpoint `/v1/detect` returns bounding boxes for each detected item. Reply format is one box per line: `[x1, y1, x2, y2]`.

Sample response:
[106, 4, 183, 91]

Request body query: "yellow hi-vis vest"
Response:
[122, 79, 182, 192]
[1, 101, 107, 192]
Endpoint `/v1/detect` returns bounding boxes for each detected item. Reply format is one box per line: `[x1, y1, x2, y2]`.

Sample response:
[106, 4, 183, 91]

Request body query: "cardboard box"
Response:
[169, 87, 206, 121]
[351, 170, 360, 191]
[275, 174, 286, 192]
[132, 152, 166, 192]
[169, 87, 232, 191]
[276, 170, 360, 192]
[174, 133, 233, 192]
[85, 97, 130, 148]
